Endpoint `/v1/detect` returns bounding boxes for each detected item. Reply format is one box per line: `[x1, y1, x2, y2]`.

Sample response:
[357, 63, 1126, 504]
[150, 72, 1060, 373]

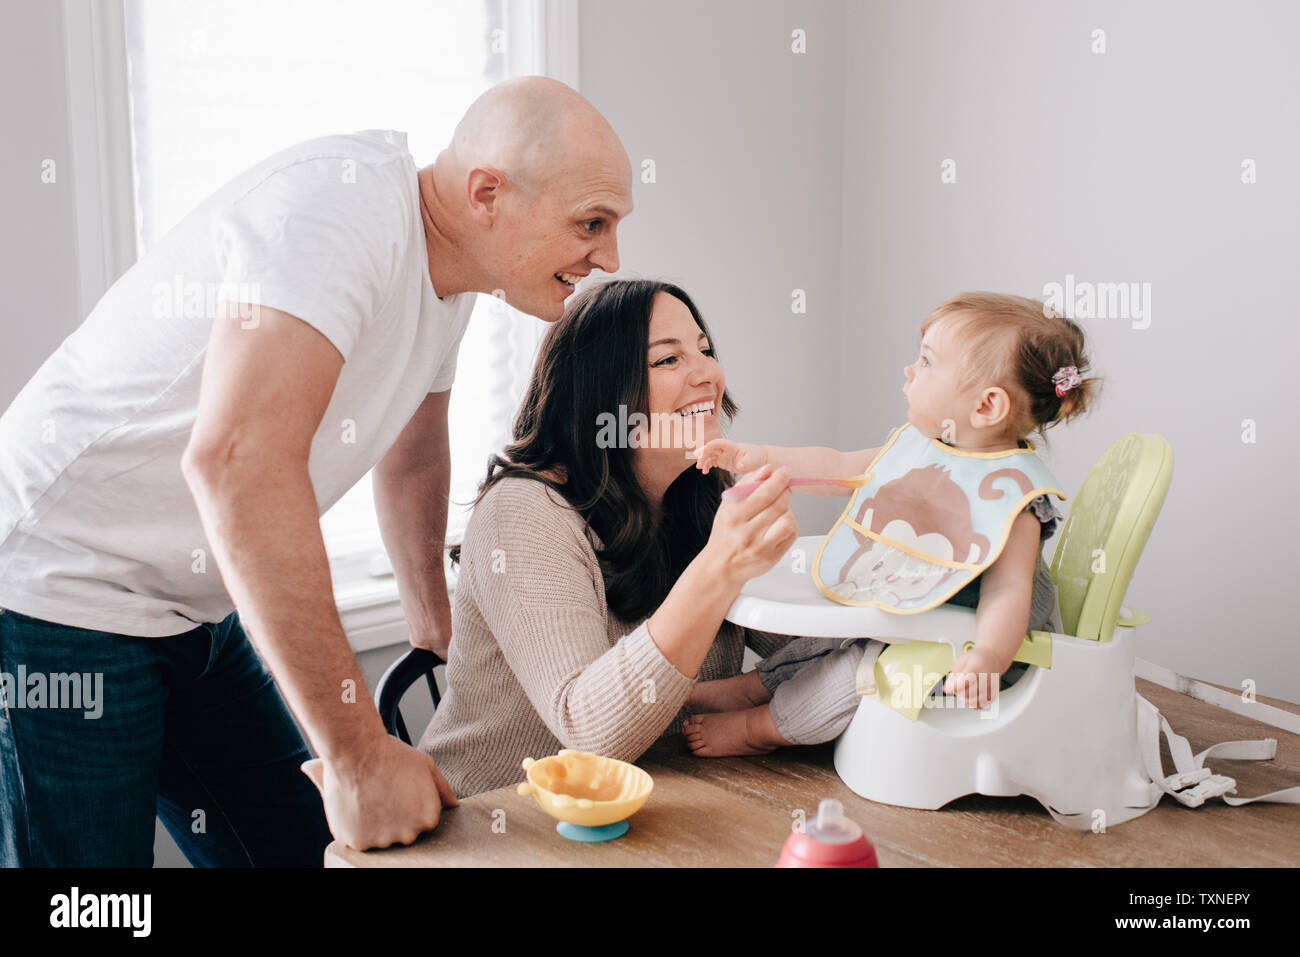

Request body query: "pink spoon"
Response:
[721, 475, 867, 502]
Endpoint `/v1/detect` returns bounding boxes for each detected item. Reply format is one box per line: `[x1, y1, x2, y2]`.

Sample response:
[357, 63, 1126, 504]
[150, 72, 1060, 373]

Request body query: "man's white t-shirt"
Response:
[0, 130, 476, 637]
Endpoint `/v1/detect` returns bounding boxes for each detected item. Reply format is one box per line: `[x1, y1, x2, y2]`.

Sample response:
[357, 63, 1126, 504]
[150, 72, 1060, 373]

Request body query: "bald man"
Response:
[0, 77, 633, 866]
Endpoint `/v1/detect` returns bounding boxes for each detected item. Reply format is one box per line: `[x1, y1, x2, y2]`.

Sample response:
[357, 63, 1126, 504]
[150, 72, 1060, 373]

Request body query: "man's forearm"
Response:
[373, 458, 453, 646]
[183, 453, 386, 765]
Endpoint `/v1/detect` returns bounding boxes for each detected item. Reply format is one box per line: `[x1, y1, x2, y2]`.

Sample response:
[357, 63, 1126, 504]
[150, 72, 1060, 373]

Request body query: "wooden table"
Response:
[325, 678, 1300, 867]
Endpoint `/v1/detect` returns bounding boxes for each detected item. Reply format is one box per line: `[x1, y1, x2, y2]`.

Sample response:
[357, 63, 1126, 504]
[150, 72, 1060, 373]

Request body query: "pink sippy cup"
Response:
[776, 798, 879, 868]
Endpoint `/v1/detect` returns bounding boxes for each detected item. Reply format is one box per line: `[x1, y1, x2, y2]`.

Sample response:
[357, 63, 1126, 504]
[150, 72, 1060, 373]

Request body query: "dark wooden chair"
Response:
[374, 647, 444, 744]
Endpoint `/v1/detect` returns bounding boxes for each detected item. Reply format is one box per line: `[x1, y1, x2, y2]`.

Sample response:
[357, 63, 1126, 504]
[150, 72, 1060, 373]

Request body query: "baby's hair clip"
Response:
[1052, 365, 1082, 397]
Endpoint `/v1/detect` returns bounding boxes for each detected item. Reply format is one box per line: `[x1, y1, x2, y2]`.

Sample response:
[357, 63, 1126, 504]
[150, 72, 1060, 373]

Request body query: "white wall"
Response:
[838, 0, 1300, 701]
[581, 0, 848, 535]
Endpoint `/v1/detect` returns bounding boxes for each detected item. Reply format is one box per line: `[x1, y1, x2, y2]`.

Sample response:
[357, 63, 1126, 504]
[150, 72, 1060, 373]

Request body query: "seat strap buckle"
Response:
[1169, 773, 1237, 808]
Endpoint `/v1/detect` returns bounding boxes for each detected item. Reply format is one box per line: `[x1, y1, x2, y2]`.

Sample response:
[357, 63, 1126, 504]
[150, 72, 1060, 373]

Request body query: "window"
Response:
[117, 0, 573, 588]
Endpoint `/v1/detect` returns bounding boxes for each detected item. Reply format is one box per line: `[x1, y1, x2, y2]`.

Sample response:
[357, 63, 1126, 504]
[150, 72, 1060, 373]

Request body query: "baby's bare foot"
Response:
[685, 670, 772, 713]
[682, 705, 789, 757]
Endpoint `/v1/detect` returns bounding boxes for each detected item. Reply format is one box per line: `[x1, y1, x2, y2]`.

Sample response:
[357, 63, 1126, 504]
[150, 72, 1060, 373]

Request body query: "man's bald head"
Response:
[448, 76, 629, 193]
[422, 76, 633, 322]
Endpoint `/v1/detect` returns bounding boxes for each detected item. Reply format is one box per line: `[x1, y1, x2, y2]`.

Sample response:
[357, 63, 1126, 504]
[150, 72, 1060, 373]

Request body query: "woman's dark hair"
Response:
[447, 279, 739, 622]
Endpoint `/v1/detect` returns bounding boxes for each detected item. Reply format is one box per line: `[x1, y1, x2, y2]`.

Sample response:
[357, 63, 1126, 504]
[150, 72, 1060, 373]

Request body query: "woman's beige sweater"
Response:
[417, 475, 790, 797]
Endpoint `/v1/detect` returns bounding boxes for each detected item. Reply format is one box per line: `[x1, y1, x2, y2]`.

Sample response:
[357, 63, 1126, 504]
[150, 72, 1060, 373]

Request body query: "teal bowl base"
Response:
[556, 820, 630, 842]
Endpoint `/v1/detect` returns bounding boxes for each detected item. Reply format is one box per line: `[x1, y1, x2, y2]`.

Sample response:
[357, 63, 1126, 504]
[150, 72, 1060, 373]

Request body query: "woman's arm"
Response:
[472, 469, 795, 760]
[645, 465, 797, 675]
[471, 482, 691, 761]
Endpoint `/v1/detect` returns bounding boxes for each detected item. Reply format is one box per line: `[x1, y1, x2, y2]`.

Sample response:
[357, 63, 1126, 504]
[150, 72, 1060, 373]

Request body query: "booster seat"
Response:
[725, 433, 1300, 829]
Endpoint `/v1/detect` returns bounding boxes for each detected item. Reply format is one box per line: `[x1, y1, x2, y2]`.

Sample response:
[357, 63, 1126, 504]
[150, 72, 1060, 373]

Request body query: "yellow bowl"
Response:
[516, 749, 654, 828]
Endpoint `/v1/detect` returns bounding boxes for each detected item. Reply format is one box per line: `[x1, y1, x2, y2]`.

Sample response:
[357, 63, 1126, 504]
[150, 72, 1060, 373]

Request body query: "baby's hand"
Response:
[943, 645, 1007, 710]
[688, 439, 768, 475]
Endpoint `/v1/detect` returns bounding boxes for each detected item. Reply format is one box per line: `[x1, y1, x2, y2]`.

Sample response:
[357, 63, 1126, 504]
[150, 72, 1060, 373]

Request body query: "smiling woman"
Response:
[449, 280, 737, 622]
[423, 279, 799, 797]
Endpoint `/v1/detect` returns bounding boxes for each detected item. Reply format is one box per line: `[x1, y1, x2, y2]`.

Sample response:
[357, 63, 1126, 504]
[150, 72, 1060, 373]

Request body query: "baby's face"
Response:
[902, 319, 975, 442]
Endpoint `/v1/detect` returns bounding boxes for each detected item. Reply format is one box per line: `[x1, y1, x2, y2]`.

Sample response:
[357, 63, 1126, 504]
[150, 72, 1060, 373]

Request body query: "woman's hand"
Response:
[700, 464, 798, 588]
[690, 438, 768, 475]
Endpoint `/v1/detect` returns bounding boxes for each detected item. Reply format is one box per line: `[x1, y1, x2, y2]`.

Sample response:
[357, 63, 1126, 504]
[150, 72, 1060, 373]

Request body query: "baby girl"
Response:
[682, 291, 1099, 756]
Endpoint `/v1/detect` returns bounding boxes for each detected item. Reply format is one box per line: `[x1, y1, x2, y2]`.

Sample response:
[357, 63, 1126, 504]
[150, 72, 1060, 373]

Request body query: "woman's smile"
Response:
[673, 395, 717, 419]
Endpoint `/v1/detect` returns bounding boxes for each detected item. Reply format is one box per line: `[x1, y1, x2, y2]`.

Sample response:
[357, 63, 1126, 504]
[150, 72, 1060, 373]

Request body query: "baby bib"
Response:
[812, 423, 1066, 613]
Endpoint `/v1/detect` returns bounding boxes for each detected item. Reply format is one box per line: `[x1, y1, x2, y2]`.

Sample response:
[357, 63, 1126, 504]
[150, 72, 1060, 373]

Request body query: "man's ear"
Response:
[465, 166, 505, 222]
[969, 386, 1012, 431]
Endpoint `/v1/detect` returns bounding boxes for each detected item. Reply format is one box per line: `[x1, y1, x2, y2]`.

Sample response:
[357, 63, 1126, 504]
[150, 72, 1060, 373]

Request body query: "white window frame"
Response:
[62, 0, 581, 649]
[61, 0, 137, 322]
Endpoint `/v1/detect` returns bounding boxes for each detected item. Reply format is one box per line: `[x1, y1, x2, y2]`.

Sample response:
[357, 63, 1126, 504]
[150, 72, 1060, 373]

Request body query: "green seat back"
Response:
[1048, 433, 1174, 642]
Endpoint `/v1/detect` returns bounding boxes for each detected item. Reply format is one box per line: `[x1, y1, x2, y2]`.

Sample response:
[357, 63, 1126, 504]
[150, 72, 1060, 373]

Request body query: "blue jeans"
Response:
[0, 607, 332, 867]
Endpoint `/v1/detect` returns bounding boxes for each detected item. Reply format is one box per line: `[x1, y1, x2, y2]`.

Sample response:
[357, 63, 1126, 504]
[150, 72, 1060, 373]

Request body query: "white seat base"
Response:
[834, 625, 1157, 827]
